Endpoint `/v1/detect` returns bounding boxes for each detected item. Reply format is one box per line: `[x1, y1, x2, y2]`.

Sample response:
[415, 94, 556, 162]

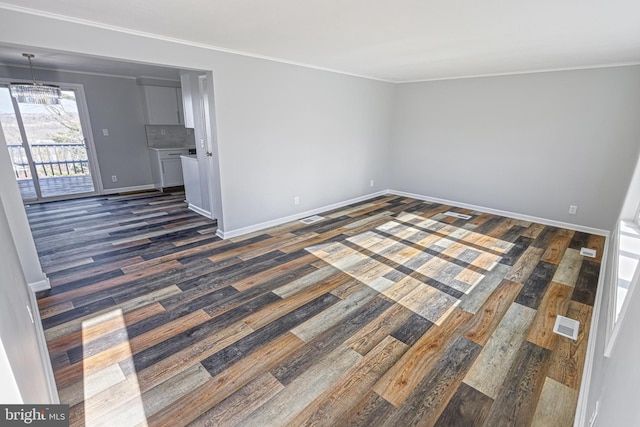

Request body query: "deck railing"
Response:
[7, 143, 90, 179]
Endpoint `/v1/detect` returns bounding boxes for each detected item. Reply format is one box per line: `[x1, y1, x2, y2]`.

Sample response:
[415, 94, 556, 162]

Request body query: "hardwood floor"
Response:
[28, 191, 604, 426]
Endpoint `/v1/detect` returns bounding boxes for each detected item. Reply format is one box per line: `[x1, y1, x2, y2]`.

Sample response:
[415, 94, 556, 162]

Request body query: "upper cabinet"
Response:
[179, 71, 195, 129]
[139, 80, 184, 125]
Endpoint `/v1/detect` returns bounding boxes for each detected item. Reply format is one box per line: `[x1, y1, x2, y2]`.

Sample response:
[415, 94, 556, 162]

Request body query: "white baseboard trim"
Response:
[29, 277, 50, 292]
[102, 184, 156, 195]
[187, 203, 213, 219]
[387, 190, 610, 237]
[218, 191, 387, 239]
[574, 237, 610, 427]
[27, 289, 59, 404]
[217, 189, 611, 240]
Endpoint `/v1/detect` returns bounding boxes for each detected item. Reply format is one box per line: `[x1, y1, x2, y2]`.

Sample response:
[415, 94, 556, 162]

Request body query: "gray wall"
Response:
[584, 150, 640, 426]
[213, 54, 394, 231]
[0, 9, 395, 234]
[390, 66, 640, 230]
[584, 240, 640, 426]
[0, 65, 152, 191]
[0, 125, 51, 402]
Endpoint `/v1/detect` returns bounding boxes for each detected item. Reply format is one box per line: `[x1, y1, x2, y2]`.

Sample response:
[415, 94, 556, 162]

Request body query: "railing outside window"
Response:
[8, 143, 90, 179]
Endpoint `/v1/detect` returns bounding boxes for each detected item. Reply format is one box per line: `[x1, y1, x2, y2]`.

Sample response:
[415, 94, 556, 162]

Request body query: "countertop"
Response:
[148, 146, 196, 152]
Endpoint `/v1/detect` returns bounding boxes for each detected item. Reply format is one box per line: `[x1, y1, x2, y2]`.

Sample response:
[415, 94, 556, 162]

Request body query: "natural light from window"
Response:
[81, 309, 147, 426]
[616, 221, 640, 321]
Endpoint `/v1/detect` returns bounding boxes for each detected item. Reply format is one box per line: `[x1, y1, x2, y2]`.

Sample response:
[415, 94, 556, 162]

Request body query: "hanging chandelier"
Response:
[10, 53, 61, 105]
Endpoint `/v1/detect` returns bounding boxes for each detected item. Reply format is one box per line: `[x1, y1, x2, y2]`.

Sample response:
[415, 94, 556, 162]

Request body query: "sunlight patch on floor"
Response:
[82, 309, 147, 427]
[307, 211, 513, 325]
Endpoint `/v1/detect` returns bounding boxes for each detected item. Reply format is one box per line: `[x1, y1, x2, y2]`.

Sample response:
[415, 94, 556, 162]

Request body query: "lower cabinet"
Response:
[181, 155, 202, 208]
[148, 148, 190, 189]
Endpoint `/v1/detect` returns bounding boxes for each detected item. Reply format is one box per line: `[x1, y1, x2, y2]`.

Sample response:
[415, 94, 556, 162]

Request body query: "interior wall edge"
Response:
[26, 289, 59, 404]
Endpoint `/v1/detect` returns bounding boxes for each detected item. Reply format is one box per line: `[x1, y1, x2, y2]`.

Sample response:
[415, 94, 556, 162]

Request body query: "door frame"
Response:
[198, 73, 224, 229]
[0, 78, 104, 202]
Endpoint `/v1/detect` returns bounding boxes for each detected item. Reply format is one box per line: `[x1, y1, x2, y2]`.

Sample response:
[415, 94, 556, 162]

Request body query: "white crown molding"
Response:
[0, 62, 139, 80]
[0, 2, 395, 84]
[400, 62, 640, 84]
[2, 3, 638, 85]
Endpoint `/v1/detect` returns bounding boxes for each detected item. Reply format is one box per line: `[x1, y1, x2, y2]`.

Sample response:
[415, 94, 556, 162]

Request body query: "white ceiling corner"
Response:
[0, 0, 639, 82]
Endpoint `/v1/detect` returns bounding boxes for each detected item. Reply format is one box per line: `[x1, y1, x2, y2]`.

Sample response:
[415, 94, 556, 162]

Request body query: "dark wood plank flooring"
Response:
[28, 191, 604, 426]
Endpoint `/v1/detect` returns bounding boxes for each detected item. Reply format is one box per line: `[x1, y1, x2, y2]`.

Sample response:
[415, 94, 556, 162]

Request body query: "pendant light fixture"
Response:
[10, 53, 61, 105]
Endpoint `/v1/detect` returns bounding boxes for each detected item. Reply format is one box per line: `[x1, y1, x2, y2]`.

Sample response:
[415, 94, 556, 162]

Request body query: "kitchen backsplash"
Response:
[146, 125, 196, 148]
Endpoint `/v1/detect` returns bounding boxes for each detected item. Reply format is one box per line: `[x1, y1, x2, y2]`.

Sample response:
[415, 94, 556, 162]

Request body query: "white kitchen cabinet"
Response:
[179, 72, 195, 129]
[181, 155, 201, 207]
[142, 85, 184, 125]
[148, 148, 189, 189]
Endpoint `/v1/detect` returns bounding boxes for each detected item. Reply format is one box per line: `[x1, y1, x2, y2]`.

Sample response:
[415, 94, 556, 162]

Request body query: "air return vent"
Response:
[300, 215, 324, 225]
[580, 247, 597, 258]
[553, 315, 580, 340]
[444, 211, 472, 220]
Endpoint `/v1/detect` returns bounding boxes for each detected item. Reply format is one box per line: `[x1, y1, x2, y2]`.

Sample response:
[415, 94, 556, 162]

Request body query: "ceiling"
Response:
[0, 44, 181, 81]
[1, 0, 639, 82]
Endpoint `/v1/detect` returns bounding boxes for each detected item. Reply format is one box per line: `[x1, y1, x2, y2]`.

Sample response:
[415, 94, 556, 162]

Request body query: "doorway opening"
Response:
[0, 84, 100, 201]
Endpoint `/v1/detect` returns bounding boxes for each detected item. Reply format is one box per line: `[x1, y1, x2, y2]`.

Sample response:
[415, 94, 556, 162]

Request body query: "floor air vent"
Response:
[553, 315, 580, 340]
[580, 247, 597, 258]
[300, 215, 325, 225]
[444, 211, 472, 220]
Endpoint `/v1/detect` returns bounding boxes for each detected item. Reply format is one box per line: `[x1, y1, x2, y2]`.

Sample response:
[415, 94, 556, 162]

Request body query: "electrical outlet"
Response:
[160, 128, 166, 135]
[111, 175, 118, 182]
[102, 128, 109, 136]
[370, 179, 374, 187]
[569, 205, 578, 215]
[294, 196, 300, 205]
